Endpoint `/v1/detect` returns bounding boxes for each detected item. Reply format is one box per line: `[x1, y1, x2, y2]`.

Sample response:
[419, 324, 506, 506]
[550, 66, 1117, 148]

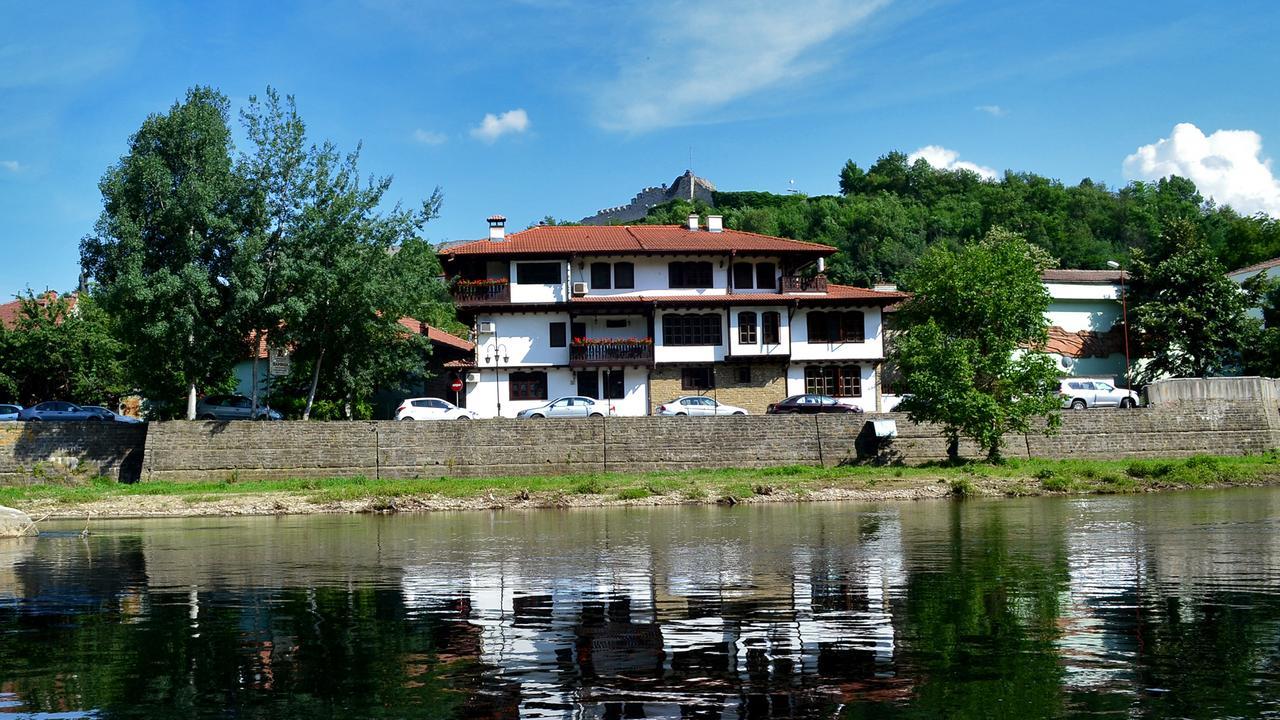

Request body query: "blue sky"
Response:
[3, 0, 1279, 298]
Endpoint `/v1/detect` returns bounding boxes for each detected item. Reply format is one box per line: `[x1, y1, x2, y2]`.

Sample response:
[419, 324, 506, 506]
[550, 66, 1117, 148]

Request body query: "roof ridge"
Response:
[623, 225, 650, 251]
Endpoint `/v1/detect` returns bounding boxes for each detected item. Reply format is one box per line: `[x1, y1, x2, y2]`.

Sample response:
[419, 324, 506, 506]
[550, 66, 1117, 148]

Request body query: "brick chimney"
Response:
[487, 215, 507, 242]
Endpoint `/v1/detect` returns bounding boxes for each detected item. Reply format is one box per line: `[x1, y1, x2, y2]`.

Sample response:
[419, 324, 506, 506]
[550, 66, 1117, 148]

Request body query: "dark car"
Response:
[82, 406, 145, 424]
[766, 394, 864, 415]
[16, 401, 101, 421]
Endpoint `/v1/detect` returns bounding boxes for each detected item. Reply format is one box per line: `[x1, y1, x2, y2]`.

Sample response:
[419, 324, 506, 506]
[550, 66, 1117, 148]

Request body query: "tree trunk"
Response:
[186, 382, 197, 421]
[302, 348, 325, 421]
[946, 431, 960, 463]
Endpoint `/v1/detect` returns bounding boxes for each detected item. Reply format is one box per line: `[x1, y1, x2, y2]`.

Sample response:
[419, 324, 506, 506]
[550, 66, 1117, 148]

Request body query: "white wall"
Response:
[1229, 265, 1275, 321]
[569, 367, 649, 416]
[785, 362, 877, 412]
[1046, 300, 1122, 333]
[463, 367, 650, 417]
[1043, 281, 1120, 301]
[509, 260, 567, 303]
[727, 306, 791, 358]
[789, 306, 885, 361]
[474, 312, 570, 367]
[654, 309, 727, 364]
[566, 255, 733, 297]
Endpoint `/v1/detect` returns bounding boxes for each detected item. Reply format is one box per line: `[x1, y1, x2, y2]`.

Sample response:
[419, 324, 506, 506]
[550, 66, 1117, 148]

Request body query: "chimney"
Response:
[706, 215, 723, 232]
[873, 282, 898, 293]
[687, 213, 699, 231]
[487, 214, 507, 242]
[817, 257, 826, 273]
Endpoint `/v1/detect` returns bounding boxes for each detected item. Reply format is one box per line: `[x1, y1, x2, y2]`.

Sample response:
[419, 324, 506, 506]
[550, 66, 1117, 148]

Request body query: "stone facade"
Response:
[649, 363, 789, 414]
[581, 171, 716, 225]
[0, 423, 145, 484]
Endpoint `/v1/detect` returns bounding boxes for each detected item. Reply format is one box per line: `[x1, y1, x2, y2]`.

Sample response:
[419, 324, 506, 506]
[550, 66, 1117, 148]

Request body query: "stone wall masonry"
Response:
[0, 422, 146, 484]
[3, 399, 1277, 486]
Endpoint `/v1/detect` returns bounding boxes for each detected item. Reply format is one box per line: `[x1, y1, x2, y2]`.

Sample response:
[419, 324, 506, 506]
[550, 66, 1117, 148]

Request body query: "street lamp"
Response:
[1106, 260, 1132, 390]
[484, 341, 509, 417]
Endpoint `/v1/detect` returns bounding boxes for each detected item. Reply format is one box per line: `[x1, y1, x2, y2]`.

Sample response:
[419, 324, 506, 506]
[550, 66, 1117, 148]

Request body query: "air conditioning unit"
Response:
[477, 321, 496, 334]
[464, 372, 480, 383]
[571, 282, 588, 296]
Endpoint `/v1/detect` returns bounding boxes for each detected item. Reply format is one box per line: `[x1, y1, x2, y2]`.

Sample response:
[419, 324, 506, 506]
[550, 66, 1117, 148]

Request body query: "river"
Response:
[1, 489, 1278, 718]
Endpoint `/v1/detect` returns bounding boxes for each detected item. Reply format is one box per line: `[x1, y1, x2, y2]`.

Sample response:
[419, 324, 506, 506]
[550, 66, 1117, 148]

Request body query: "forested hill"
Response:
[639, 151, 1280, 288]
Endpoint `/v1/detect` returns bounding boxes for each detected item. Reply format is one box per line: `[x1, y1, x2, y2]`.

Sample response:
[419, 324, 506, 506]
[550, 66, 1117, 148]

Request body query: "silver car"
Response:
[655, 396, 748, 416]
[1060, 380, 1139, 409]
[516, 396, 612, 419]
[16, 401, 101, 421]
[196, 394, 283, 421]
[82, 406, 145, 424]
[0, 404, 22, 421]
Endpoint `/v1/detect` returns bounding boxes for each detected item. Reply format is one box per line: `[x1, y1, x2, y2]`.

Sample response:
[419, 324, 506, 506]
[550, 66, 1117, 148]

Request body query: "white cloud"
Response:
[908, 145, 998, 180]
[0, 160, 21, 173]
[1123, 122, 1280, 216]
[594, 0, 888, 133]
[412, 129, 447, 145]
[975, 104, 1006, 117]
[469, 109, 530, 143]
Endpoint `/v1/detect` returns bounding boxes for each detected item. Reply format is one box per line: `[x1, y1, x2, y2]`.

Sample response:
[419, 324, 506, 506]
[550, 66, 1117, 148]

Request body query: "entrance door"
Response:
[577, 370, 600, 399]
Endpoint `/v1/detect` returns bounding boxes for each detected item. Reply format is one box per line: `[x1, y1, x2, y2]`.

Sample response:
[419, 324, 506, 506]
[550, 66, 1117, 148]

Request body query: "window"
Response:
[614, 262, 634, 289]
[733, 262, 755, 289]
[605, 318, 628, 328]
[577, 370, 599, 399]
[413, 399, 449, 409]
[737, 311, 758, 344]
[735, 366, 752, 384]
[572, 321, 586, 339]
[606, 369, 625, 400]
[509, 371, 548, 401]
[756, 262, 776, 289]
[591, 262, 612, 289]
[807, 310, 865, 343]
[515, 262, 561, 284]
[668, 261, 713, 289]
[662, 313, 723, 346]
[804, 366, 862, 397]
[549, 322, 566, 348]
[682, 367, 715, 391]
[762, 311, 781, 344]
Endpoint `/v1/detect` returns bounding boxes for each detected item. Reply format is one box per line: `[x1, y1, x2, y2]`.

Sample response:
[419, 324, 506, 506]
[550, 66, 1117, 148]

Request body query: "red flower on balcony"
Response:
[452, 277, 509, 288]
[571, 337, 654, 346]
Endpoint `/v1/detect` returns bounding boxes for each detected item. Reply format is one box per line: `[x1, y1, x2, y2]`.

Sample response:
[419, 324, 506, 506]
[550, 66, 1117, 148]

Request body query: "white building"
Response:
[438, 215, 905, 417]
[1040, 269, 1131, 384]
[1228, 256, 1280, 320]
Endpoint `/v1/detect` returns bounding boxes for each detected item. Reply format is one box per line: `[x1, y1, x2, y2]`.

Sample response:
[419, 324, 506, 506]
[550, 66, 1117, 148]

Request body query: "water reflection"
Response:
[0, 491, 1278, 718]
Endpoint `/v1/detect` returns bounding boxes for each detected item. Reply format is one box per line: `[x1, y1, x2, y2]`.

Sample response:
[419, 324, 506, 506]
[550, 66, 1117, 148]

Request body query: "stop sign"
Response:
[450, 378, 464, 393]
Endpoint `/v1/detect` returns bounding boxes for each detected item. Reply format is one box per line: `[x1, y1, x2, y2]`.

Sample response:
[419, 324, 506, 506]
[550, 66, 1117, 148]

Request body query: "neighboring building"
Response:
[0, 291, 78, 329]
[1040, 269, 1130, 383]
[580, 170, 715, 225]
[1228, 256, 1280, 320]
[438, 214, 905, 417]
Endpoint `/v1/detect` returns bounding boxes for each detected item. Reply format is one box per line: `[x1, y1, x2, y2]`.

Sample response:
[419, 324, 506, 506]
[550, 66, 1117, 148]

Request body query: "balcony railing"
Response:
[569, 339, 655, 367]
[452, 281, 510, 304]
[780, 275, 829, 293]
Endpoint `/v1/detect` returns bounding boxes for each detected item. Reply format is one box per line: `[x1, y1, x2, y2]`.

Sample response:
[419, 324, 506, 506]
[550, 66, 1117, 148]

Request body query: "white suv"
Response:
[1060, 379, 1139, 410]
[395, 397, 479, 421]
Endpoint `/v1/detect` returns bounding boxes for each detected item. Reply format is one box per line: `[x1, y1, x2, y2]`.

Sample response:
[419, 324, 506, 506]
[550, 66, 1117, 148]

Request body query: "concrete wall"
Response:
[0, 422, 145, 484]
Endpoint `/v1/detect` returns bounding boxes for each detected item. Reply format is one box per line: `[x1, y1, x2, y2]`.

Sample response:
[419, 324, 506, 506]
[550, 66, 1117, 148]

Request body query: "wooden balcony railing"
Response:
[780, 275, 829, 293]
[569, 340, 655, 367]
[452, 281, 510, 304]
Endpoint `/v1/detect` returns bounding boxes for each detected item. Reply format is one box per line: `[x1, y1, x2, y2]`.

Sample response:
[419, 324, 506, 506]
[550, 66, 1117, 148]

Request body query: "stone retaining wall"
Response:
[2, 399, 1276, 485]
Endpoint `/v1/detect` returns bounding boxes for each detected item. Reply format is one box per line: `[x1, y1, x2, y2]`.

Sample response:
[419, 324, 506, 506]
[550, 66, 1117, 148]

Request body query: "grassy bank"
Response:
[4, 452, 1280, 519]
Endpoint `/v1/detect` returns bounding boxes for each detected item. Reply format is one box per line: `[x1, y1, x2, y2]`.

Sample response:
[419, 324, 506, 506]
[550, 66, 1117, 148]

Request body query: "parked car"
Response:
[656, 396, 748, 416]
[395, 397, 479, 421]
[766, 394, 864, 415]
[81, 406, 145, 424]
[1060, 380, 1139, 409]
[195, 394, 283, 421]
[17, 401, 101, 421]
[516, 396, 613, 419]
[0, 404, 21, 421]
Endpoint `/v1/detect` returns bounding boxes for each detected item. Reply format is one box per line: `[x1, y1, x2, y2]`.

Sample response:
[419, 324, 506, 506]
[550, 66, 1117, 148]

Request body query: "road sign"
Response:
[268, 349, 291, 377]
[450, 377, 464, 393]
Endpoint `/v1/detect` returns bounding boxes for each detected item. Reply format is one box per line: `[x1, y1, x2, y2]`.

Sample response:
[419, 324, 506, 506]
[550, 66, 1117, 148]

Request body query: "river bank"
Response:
[2, 453, 1277, 520]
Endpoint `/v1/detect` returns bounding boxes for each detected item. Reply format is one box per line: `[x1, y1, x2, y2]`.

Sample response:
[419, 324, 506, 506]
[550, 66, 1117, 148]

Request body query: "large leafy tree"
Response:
[892, 228, 1062, 462]
[1129, 219, 1263, 381]
[1, 292, 127, 406]
[80, 87, 251, 419]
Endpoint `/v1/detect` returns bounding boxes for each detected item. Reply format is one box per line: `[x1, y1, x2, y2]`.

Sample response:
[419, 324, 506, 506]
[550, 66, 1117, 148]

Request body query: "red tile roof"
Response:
[1229, 256, 1280, 276]
[1040, 269, 1127, 283]
[395, 318, 475, 352]
[0, 292, 78, 330]
[439, 225, 839, 258]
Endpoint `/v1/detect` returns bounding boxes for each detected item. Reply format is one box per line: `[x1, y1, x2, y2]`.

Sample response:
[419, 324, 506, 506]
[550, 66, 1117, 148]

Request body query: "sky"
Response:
[2, 0, 1279, 298]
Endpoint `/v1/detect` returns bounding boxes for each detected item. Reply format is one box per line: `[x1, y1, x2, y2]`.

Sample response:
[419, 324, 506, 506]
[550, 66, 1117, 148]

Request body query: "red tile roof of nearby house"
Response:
[395, 318, 475, 352]
[0, 292, 79, 330]
[567, 284, 905, 307]
[1040, 269, 1127, 283]
[1229, 256, 1280, 276]
[438, 225, 839, 258]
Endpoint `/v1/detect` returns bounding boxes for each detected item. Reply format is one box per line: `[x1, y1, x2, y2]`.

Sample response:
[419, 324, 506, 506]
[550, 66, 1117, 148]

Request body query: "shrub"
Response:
[1041, 475, 1073, 492]
[617, 487, 651, 500]
[572, 478, 606, 494]
[950, 478, 975, 497]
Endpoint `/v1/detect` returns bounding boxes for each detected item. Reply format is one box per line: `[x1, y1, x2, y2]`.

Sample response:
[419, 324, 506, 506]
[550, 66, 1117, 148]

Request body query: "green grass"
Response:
[2, 452, 1278, 512]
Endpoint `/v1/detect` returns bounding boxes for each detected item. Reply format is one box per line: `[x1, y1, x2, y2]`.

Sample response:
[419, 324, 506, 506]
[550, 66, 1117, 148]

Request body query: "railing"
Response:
[780, 275, 829, 293]
[452, 282, 510, 304]
[569, 340, 655, 366]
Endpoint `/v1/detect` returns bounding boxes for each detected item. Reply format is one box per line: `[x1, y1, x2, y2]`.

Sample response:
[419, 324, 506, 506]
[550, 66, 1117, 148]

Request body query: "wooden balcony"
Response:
[569, 340, 655, 367]
[452, 281, 510, 305]
[780, 275, 829, 293]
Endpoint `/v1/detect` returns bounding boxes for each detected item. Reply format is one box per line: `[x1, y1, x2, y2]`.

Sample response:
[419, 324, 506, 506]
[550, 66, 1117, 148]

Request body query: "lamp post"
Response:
[1106, 260, 1132, 390]
[484, 341, 509, 417]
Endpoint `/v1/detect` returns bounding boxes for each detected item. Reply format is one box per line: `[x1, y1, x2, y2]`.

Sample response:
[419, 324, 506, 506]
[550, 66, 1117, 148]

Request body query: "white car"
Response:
[516, 396, 614, 419]
[395, 397, 479, 421]
[656, 396, 748, 416]
[1060, 379, 1139, 409]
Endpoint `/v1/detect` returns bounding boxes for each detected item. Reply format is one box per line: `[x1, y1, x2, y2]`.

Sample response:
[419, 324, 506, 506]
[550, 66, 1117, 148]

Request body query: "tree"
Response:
[1129, 219, 1262, 381]
[80, 87, 251, 419]
[0, 292, 127, 406]
[892, 228, 1062, 462]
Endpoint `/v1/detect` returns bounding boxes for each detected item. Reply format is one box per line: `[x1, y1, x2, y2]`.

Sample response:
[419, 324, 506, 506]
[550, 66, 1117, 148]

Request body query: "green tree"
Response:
[80, 86, 251, 419]
[1129, 219, 1262, 381]
[1, 292, 127, 406]
[892, 228, 1062, 461]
